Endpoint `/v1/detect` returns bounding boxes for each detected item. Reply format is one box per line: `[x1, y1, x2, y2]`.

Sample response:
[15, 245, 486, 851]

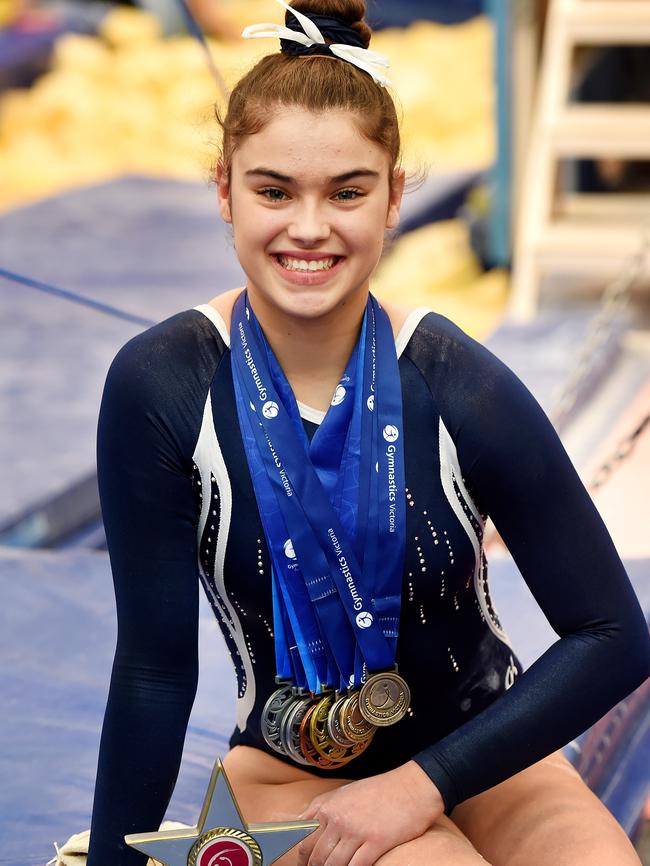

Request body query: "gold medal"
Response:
[358, 671, 410, 726]
[306, 693, 376, 767]
[298, 698, 341, 769]
[339, 692, 375, 742]
[310, 694, 353, 760]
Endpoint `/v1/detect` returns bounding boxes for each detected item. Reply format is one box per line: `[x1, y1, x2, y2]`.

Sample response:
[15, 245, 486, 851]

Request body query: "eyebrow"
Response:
[244, 167, 381, 183]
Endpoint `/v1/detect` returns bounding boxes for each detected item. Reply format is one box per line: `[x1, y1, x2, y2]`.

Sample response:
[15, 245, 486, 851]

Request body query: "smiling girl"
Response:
[86, 2, 650, 865]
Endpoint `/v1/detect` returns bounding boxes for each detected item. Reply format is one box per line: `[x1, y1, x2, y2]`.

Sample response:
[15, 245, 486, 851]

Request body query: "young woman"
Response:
[86, 1, 650, 864]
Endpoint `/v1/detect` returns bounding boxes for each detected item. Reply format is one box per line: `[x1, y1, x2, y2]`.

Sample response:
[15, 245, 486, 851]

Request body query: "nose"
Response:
[286, 199, 331, 246]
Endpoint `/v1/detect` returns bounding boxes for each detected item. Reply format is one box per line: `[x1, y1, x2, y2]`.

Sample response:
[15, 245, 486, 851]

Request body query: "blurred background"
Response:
[0, 0, 649, 864]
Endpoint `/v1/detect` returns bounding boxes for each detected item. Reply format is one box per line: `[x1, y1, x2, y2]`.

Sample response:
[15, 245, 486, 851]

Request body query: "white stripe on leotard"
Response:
[193, 390, 256, 733]
[438, 416, 514, 651]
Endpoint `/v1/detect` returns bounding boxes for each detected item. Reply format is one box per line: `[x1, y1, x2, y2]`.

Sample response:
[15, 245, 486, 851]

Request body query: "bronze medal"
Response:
[358, 671, 410, 726]
[339, 692, 375, 742]
[261, 684, 294, 755]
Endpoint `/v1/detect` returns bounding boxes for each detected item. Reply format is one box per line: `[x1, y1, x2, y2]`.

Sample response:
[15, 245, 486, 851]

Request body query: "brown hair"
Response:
[213, 0, 426, 207]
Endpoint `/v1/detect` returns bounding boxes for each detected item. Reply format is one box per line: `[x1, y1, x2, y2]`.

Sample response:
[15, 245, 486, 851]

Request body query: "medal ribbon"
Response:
[231, 291, 405, 692]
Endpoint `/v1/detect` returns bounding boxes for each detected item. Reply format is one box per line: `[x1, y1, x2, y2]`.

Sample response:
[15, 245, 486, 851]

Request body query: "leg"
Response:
[371, 823, 490, 865]
[223, 746, 491, 865]
[451, 749, 642, 866]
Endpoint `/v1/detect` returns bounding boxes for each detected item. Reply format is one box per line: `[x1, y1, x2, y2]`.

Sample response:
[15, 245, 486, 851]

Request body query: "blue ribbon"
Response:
[231, 291, 405, 692]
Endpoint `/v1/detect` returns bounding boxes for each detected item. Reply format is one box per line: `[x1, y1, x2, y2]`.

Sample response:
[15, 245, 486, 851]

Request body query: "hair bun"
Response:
[287, 0, 371, 50]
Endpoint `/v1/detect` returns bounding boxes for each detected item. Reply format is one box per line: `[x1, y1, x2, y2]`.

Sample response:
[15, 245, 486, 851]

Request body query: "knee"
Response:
[375, 818, 492, 865]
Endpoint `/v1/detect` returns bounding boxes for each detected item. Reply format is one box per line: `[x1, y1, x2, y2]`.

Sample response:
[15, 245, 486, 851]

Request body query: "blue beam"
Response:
[486, 0, 512, 267]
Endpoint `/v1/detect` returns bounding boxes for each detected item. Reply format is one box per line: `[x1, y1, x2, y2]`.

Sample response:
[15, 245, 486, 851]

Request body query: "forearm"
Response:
[412, 626, 650, 813]
[87, 665, 197, 865]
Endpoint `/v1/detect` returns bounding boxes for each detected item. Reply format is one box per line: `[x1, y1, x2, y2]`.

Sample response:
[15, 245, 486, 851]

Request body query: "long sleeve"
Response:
[87, 314, 218, 865]
[409, 314, 650, 813]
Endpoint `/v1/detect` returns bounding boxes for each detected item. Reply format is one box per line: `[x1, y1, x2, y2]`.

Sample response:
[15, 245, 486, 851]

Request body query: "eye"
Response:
[335, 188, 363, 201]
[258, 187, 288, 202]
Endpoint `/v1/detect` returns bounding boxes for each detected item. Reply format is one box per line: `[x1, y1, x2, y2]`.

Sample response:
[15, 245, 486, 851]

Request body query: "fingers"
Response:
[296, 824, 323, 866]
[298, 832, 363, 866]
[318, 837, 360, 866]
[307, 828, 341, 865]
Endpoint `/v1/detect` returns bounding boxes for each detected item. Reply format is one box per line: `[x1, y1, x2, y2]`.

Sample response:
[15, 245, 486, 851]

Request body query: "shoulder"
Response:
[105, 307, 227, 399]
[402, 309, 493, 374]
[403, 311, 546, 432]
[99, 309, 228, 457]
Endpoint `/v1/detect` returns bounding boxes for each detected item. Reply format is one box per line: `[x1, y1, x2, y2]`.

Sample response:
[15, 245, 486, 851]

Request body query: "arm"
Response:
[410, 316, 650, 813]
[87, 331, 201, 866]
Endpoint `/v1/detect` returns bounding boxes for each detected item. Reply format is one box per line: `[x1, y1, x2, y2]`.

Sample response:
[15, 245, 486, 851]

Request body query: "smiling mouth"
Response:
[272, 254, 344, 272]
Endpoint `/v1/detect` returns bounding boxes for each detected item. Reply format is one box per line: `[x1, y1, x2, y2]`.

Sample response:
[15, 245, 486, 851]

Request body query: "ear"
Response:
[385, 167, 406, 232]
[216, 159, 232, 224]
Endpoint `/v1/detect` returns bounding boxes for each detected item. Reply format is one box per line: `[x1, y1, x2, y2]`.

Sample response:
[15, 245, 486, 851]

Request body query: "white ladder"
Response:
[509, 0, 650, 320]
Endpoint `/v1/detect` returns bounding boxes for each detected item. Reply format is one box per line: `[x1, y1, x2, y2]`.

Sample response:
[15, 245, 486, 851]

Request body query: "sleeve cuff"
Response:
[410, 750, 459, 816]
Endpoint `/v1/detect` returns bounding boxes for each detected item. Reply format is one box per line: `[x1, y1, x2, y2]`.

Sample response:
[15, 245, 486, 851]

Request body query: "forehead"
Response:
[233, 107, 388, 180]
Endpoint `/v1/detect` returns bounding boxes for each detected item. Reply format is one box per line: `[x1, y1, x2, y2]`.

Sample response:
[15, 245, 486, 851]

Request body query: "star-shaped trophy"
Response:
[125, 759, 319, 866]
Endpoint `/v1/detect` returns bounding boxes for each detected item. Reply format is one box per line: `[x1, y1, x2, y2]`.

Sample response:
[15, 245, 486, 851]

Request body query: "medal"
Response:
[261, 684, 294, 755]
[326, 694, 356, 747]
[279, 693, 314, 766]
[310, 693, 376, 765]
[358, 671, 411, 726]
[339, 692, 375, 742]
[296, 694, 375, 769]
[298, 699, 341, 769]
[310, 694, 352, 760]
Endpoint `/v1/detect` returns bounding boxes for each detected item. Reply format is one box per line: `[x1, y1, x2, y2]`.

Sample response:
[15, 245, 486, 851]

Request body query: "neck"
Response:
[247, 288, 369, 411]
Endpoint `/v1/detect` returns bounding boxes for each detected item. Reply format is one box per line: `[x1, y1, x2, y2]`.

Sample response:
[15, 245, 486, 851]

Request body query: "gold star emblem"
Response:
[125, 759, 319, 866]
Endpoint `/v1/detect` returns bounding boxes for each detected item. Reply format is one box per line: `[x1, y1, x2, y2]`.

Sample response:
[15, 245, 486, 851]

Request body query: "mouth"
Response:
[269, 253, 347, 285]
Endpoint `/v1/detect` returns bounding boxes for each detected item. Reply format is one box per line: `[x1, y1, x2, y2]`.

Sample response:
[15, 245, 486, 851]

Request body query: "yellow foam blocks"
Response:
[0, 6, 494, 208]
[373, 219, 508, 340]
[0, 5, 505, 330]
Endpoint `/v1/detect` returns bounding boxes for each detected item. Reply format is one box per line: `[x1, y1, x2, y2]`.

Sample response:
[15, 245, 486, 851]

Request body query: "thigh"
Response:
[450, 749, 642, 866]
[222, 746, 489, 865]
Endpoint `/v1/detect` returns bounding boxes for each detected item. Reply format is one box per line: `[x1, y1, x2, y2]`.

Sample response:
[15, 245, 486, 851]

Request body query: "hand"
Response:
[295, 761, 445, 866]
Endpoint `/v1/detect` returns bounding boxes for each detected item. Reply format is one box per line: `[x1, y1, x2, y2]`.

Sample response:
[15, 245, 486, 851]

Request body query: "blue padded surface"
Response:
[1, 546, 648, 865]
[0, 546, 235, 866]
[0, 177, 243, 531]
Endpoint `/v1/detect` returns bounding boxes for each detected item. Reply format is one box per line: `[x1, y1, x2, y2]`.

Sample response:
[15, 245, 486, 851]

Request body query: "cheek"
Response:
[356, 216, 387, 258]
[233, 215, 275, 252]
[337, 212, 381, 251]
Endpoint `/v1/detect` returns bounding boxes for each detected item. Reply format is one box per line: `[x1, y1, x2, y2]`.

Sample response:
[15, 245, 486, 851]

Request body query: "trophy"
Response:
[125, 759, 319, 866]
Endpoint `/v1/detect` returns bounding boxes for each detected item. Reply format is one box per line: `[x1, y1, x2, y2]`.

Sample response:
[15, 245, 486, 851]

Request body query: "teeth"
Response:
[277, 255, 337, 271]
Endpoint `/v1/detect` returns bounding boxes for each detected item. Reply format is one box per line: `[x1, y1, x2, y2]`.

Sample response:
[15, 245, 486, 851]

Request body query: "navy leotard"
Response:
[87, 302, 650, 865]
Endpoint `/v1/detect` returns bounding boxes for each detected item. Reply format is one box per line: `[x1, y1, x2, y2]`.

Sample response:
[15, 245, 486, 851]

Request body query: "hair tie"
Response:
[241, 0, 392, 88]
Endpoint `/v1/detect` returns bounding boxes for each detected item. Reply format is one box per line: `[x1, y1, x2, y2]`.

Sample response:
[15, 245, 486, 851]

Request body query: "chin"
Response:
[250, 278, 368, 323]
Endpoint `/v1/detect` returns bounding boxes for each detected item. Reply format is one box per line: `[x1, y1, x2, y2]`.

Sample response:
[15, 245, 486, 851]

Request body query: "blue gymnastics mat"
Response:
[0, 176, 242, 533]
[0, 547, 236, 866]
[1, 546, 648, 865]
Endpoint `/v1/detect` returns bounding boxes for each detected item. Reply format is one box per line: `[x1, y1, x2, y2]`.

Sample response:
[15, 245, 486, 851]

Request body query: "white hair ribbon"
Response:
[241, 0, 392, 87]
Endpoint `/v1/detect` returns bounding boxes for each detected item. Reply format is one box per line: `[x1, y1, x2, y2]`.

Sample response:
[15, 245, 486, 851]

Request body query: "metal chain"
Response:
[485, 222, 650, 549]
[549, 219, 650, 430]
[589, 412, 650, 491]
[560, 222, 650, 491]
